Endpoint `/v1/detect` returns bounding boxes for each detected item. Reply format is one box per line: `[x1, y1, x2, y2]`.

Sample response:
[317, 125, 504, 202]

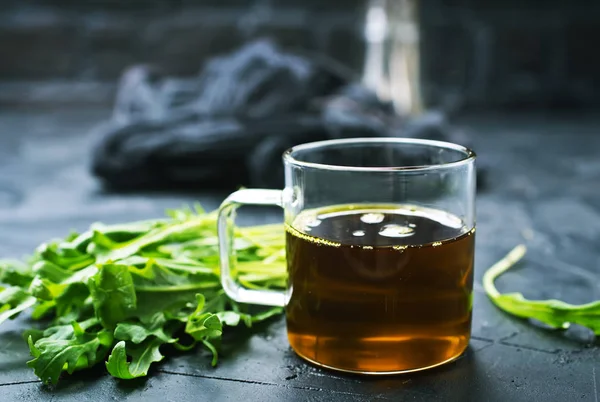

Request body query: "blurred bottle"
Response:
[362, 0, 423, 116]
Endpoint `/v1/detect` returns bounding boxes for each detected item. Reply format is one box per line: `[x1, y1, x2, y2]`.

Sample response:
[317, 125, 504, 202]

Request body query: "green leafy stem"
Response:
[483, 244, 600, 334]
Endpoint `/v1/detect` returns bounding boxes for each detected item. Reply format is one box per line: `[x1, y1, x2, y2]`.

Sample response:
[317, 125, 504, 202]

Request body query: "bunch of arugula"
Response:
[0, 205, 286, 385]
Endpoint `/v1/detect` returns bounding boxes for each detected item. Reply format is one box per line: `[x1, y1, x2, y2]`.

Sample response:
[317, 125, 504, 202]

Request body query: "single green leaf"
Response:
[134, 290, 201, 324]
[26, 320, 112, 385]
[106, 339, 164, 380]
[186, 313, 222, 340]
[31, 300, 56, 320]
[483, 244, 600, 334]
[185, 294, 222, 340]
[114, 321, 175, 344]
[28, 277, 54, 301]
[62, 265, 98, 285]
[72, 320, 85, 336]
[91, 230, 120, 250]
[130, 259, 220, 293]
[37, 242, 95, 271]
[27, 335, 41, 358]
[26, 318, 99, 344]
[0, 260, 34, 287]
[32, 260, 73, 283]
[89, 264, 137, 329]
[53, 283, 91, 321]
[0, 287, 37, 325]
[105, 341, 133, 379]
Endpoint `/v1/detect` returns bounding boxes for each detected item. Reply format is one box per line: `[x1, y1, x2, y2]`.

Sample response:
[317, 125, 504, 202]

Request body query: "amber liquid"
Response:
[285, 204, 474, 373]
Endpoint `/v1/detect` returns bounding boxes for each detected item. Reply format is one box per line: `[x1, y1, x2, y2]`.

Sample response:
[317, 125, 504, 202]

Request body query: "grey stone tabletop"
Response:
[0, 108, 599, 401]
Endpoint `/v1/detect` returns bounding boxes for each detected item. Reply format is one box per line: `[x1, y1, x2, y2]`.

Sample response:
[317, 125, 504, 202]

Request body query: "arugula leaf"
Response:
[129, 258, 220, 293]
[26, 319, 113, 385]
[186, 314, 222, 340]
[32, 261, 72, 283]
[89, 264, 137, 329]
[114, 319, 175, 344]
[0, 260, 34, 287]
[185, 294, 223, 340]
[28, 277, 63, 301]
[37, 242, 95, 271]
[0, 286, 37, 325]
[106, 339, 165, 380]
[483, 244, 600, 334]
[53, 283, 91, 321]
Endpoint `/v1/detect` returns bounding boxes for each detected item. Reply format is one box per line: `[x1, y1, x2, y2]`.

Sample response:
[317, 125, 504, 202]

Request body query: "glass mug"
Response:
[218, 138, 476, 374]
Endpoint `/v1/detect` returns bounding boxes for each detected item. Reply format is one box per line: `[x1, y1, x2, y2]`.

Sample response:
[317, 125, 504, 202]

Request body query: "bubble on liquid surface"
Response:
[306, 218, 322, 227]
[408, 223, 416, 228]
[360, 213, 385, 224]
[300, 216, 321, 232]
[379, 224, 415, 238]
[352, 230, 366, 237]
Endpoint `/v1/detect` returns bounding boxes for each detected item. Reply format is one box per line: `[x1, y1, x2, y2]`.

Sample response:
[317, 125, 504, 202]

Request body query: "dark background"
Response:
[1, 1, 600, 401]
[1, 0, 599, 110]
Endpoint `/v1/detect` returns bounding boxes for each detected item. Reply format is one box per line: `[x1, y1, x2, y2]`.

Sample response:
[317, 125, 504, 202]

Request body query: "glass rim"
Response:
[283, 137, 476, 172]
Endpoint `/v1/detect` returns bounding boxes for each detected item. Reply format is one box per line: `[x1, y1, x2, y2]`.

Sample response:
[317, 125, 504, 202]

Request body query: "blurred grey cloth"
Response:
[91, 40, 462, 191]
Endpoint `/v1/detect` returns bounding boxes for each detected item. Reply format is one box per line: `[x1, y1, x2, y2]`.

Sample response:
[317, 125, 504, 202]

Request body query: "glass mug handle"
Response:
[217, 189, 286, 307]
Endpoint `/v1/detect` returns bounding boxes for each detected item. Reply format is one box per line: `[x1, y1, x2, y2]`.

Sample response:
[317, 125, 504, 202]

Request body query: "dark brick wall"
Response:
[0, 0, 598, 109]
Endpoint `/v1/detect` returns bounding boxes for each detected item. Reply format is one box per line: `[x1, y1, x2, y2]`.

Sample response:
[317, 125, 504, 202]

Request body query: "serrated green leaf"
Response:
[114, 321, 175, 344]
[89, 264, 137, 329]
[53, 283, 91, 321]
[26, 319, 112, 385]
[186, 313, 222, 340]
[106, 339, 164, 380]
[185, 295, 222, 340]
[0, 287, 36, 325]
